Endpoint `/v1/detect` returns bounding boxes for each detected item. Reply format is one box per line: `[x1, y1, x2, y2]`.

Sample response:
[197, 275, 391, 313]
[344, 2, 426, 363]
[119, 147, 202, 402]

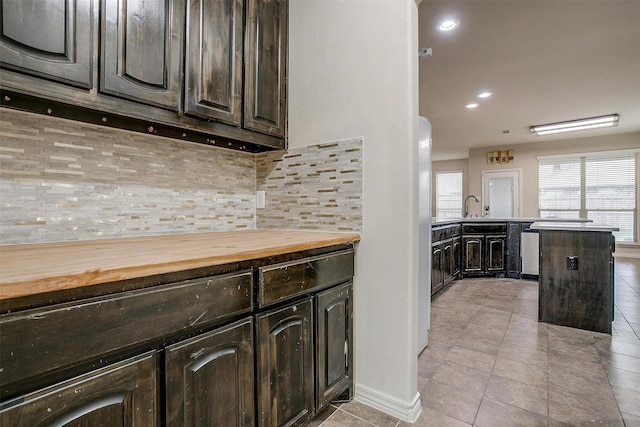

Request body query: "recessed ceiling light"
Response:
[465, 103, 479, 109]
[437, 19, 459, 32]
[477, 91, 492, 99]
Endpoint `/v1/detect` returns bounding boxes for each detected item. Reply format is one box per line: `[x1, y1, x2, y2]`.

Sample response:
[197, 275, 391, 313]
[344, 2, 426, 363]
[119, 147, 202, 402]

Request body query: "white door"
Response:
[482, 170, 521, 218]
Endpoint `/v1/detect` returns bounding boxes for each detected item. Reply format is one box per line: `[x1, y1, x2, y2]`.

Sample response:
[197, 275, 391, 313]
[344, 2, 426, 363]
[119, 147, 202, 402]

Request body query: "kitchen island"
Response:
[531, 222, 618, 334]
[0, 230, 360, 426]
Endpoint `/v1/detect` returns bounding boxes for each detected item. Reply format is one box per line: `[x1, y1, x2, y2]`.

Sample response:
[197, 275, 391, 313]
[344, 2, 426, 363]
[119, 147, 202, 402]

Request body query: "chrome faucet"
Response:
[464, 195, 480, 218]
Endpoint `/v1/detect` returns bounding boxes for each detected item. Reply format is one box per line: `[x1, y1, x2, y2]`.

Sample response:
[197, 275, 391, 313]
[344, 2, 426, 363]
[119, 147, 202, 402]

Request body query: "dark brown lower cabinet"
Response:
[165, 318, 254, 427]
[0, 246, 355, 427]
[316, 282, 353, 409]
[462, 236, 483, 274]
[462, 234, 506, 276]
[0, 352, 158, 426]
[257, 298, 314, 427]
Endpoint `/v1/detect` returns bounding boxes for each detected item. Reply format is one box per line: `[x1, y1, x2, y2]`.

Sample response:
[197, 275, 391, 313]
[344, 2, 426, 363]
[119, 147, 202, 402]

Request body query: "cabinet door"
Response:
[165, 318, 254, 427]
[507, 223, 522, 277]
[184, 0, 243, 125]
[486, 236, 506, 272]
[431, 244, 444, 295]
[452, 236, 461, 278]
[244, 0, 287, 137]
[256, 298, 314, 427]
[100, 0, 183, 109]
[0, 0, 93, 87]
[316, 282, 353, 409]
[463, 236, 483, 274]
[443, 239, 454, 285]
[0, 352, 158, 426]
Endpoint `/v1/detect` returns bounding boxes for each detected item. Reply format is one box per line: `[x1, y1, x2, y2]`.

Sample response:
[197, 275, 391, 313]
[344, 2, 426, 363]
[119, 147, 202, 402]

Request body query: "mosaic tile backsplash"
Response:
[256, 138, 363, 232]
[0, 109, 256, 244]
[1, 108, 363, 245]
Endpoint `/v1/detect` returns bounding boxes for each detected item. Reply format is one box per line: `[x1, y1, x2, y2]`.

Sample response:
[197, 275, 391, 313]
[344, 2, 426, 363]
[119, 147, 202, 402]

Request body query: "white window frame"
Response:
[538, 149, 639, 243]
[435, 170, 463, 219]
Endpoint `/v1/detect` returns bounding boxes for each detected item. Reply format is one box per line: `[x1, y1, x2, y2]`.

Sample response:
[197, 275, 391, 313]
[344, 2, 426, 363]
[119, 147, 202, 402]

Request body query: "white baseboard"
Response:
[354, 383, 422, 423]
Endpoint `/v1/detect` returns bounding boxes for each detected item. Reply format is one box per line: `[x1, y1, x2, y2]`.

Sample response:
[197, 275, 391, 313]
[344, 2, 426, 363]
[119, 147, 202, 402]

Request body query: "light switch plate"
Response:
[256, 190, 265, 209]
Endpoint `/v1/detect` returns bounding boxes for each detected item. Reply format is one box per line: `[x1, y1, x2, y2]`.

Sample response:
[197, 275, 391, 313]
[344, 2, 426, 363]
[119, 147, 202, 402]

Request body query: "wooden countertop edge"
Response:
[0, 231, 361, 300]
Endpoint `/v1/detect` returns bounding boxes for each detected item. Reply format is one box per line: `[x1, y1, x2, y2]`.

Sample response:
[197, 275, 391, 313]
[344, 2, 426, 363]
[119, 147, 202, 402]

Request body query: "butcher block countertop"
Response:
[0, 230, 361, 300]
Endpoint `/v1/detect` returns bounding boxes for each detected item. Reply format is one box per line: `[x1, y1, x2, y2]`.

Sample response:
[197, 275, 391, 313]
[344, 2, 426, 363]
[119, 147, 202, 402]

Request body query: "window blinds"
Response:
[538, 151, 638, 242]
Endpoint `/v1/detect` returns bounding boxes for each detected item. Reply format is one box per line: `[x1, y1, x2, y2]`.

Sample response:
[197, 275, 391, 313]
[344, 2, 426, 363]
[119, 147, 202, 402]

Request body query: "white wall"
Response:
[466, 132, 640, 218]
[288, 0, 421, 421]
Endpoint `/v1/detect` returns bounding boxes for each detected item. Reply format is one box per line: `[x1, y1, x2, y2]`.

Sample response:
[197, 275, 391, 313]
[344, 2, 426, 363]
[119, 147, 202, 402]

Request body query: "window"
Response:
[539, 151, 638, 242]
[436, 171, 463, 219]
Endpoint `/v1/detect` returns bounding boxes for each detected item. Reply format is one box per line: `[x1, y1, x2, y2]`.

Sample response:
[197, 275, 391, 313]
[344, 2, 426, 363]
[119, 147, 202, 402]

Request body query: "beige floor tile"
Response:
[492, 356, 548, 389]
[398, 407, 471, 427]
[474, 398, 547, 427]
[445, 345, 497, 373]
[606, 366, 640, 392]
[498, 342, 548, 369]
[339, 400, 400, 427]
[549, 386, 623, 425]
[484, 375, 548, 417]
[317, 409, 375, 427]
[423, 380, 484, 425]
[431, 360, 491, 395]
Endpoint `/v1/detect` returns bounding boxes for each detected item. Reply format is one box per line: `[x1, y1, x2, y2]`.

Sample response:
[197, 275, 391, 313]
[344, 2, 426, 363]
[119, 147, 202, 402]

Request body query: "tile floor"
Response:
[310, 256, 640, 426]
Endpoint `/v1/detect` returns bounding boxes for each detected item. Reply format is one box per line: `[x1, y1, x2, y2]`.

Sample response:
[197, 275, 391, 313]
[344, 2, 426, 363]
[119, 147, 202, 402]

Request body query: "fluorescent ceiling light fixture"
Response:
[465, 103, 479, 109]
[437, 19, 459, 31]
[530, 114, 619, 136]
[477, 91, 492, 99]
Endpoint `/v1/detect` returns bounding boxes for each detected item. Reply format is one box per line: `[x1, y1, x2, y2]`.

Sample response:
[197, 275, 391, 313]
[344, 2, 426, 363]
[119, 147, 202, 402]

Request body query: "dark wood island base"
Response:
[533, 222, 618, 334]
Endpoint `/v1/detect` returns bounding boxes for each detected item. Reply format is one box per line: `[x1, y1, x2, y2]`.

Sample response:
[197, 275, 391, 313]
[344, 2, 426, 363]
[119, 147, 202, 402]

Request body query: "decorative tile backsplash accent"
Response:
[0, 109, 256, 244]
[256, 138, 363, 232]
[0, 108, 363, 245]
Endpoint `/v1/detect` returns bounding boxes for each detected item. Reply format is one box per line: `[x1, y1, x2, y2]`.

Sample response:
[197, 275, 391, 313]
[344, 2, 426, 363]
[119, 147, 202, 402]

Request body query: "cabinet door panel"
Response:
[244, 0, 287, 137]
[185, 0, 243, 125]
[0, 352, 158, 426]
[443, 239, 454, 285]
[316, 282, 352, 409]
[452, 237, 461, 277]
[165, 319, 254, 427]
[463, 237, 483, 273]
[0, 0, 92, 87]
[486, 237, 506, 271]
[431, 245, 443, 295]
[100, 0, 183, 109]
[257, 299, 314, 427]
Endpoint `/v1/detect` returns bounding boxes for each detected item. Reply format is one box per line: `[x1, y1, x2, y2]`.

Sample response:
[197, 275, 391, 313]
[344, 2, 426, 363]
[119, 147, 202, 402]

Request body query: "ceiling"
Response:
[418, 0, 640, 161]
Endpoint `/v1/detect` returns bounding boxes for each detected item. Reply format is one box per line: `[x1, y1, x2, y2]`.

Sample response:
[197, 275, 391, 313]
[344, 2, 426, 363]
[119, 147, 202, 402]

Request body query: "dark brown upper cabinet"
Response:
[0, 0, 93, 88]
[100, 0, 183, 110]
[244, 0, 287, 138]
[0, 0, 287, 151]
[184, 0, 244, 126]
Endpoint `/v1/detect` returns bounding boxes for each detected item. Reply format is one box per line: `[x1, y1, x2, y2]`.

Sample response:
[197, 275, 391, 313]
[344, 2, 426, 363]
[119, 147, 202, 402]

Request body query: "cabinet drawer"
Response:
[258, 250, 354, 307]
[0, 271, 253, 397]
[432, 228, 445, 242]
[462, 223, 507, 234]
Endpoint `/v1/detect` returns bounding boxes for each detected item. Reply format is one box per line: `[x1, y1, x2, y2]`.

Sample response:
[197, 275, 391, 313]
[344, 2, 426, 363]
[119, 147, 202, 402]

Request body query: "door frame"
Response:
[481, 169, 523, 218]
